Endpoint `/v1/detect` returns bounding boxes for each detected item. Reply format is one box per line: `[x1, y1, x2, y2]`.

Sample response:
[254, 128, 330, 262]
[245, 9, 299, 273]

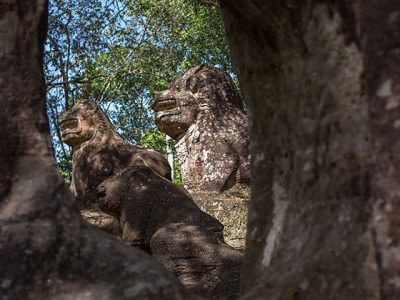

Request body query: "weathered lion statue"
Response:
[59, 100, 171, 202]
[152, 64, 250, 192]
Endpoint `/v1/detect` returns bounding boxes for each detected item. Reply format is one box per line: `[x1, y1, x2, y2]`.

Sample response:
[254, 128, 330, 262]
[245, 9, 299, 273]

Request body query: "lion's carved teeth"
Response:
[156, 108, 180, 119]
[154, 98, 176, 111]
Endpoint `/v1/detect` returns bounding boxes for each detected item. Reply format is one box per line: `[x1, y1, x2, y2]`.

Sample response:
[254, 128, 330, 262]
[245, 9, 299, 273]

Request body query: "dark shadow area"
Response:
[97, 165, 243, 299]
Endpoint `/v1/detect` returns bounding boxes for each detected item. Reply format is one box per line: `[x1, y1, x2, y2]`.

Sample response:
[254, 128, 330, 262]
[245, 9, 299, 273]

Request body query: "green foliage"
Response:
[140, 129, 168, 156]
[56, 154, 72, 183]
[45, 0, 233, 181]
[173, 157, 183, 185]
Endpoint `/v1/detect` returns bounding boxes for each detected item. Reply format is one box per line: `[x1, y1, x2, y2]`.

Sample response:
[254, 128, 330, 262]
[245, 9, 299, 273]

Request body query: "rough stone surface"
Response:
[97, 165, 243, 299]
[59, 100, 171, 203]
[191, 190, 249, 251]
[0, 1, 197, 299]
[81, 204, 122, 236]
[152, 65, 250, 192]
[215, 0, 400, 299]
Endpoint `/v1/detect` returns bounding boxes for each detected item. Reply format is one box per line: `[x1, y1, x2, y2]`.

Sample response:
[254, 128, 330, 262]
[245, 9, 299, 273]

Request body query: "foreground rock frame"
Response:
[216, 0, 400, 299]
[0, 1, 196, 299]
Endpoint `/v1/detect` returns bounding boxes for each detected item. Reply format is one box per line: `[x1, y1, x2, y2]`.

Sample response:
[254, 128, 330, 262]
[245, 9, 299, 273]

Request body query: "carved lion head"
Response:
[152, 65, 241, 139]
[59, 100, 110, 147]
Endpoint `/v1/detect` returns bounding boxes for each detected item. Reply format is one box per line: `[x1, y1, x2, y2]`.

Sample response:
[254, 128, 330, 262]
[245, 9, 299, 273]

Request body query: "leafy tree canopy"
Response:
[45, 0, 233, 183]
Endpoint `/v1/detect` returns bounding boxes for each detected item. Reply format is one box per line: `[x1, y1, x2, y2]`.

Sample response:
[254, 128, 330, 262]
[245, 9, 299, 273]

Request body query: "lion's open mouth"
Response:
[156, 109, 181, 120]
[153, 97, 181, 121]
[60, 118, 78, 130]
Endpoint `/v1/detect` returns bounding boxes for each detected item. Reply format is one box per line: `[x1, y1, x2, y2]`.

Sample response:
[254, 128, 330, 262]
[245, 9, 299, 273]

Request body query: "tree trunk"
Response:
[217, 0, 400, 299]
[166, 135, 175, 181]
[0, 1, 196, 299]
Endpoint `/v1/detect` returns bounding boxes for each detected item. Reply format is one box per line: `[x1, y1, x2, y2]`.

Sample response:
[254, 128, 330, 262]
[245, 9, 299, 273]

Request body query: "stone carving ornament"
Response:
[152, 65, 250, 192]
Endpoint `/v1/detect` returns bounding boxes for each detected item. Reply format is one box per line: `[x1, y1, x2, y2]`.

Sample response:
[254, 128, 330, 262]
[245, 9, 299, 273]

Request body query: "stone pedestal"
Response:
[191, 189, 249, 251]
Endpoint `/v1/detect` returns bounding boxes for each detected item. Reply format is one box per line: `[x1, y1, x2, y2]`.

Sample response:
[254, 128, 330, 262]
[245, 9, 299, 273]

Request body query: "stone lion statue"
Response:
[152, 64, 250, 192]
[59, 100, 171, 202]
